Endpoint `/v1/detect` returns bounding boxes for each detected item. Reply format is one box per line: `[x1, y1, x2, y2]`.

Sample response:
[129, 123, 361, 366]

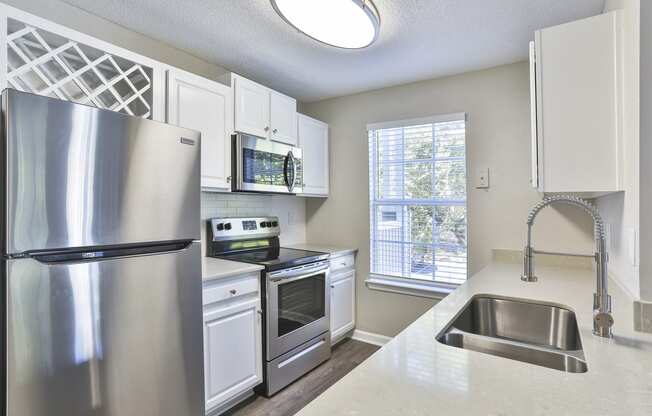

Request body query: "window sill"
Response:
[365, 274, 459, 300]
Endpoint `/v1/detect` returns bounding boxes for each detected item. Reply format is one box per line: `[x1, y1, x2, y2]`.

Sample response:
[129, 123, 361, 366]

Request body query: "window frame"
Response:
[366, 112, 468, 299]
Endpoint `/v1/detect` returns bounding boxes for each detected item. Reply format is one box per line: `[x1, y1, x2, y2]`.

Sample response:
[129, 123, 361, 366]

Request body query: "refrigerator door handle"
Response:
[26, 240, 196, 264]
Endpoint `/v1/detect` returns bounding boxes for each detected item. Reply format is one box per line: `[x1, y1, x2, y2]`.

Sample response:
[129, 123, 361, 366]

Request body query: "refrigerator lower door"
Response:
[5, 242, 204, 416]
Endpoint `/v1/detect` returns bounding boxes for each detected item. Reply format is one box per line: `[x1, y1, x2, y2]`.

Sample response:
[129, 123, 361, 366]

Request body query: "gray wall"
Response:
[302, 62, 594, 337]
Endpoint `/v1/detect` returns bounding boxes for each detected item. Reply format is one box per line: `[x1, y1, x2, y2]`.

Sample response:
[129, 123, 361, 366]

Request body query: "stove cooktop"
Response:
[214, 247, 330, 271]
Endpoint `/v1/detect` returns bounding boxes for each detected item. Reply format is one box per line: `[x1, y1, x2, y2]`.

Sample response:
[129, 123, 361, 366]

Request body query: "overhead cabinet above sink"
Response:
[530, 11, 624, 195]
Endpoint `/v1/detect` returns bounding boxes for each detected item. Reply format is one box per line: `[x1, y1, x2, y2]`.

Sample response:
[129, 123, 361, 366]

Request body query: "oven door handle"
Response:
[268, 262, 329, 283]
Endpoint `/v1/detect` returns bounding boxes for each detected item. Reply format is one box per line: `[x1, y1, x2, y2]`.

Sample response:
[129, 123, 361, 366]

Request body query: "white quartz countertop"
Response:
[202, 257, 263, 282]
[297, 261, 652, 416]
[284, 243, 357, 258]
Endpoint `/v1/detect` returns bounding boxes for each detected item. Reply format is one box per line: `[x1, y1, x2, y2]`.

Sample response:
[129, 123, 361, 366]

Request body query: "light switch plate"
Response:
[476, 168, 490, 189]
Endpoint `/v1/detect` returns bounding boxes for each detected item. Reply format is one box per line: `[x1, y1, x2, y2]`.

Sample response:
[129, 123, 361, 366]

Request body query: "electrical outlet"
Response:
[475, 168, 489, 189]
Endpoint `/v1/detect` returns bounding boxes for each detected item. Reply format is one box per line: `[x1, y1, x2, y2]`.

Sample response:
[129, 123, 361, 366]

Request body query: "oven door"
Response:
[266, 262, 330, 359]
[234, 133, 303, 194]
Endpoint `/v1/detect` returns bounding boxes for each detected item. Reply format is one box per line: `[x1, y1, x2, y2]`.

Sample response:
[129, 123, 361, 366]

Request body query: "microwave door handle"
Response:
[283, 152, 290, 190]
[290, 152, 297, 192]
[284, 151, 297, 192]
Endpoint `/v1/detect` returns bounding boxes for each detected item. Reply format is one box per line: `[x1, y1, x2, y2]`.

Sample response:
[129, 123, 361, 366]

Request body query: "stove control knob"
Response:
[260, 222, 267, 228]
[271, 221, 278, 227]
[216, 223, 224, 231]
[224, 223, 232, 231]
[266, 221, 273, 228]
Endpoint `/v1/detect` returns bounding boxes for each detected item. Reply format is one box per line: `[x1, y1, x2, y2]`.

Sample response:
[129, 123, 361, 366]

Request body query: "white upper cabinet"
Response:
[222, 73, 298, 144]
[167, 69, 233, 191]
[298, 113, 329, 197]
[234, 76, 271, 139]
[270, 91, 298, 145]
[530, 11, 623, 194]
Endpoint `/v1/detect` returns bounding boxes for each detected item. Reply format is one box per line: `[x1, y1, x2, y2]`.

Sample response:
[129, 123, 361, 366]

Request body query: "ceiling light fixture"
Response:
[271, 0, 380, 49]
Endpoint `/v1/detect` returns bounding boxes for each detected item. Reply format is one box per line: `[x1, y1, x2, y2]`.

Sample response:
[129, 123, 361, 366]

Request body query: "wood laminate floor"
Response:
[227, 339, 380, 416]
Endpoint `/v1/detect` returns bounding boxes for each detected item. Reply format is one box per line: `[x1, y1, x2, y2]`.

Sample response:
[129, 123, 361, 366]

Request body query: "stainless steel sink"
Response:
[437, 296, 588, 373]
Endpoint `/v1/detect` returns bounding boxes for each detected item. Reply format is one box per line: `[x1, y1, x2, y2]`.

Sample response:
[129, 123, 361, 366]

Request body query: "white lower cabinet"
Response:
[329, 254, 356, 343]
[203, 273, 262, 415]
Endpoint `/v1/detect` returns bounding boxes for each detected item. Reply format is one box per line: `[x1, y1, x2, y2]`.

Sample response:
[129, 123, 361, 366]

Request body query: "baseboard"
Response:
[351, 329, 392, 347]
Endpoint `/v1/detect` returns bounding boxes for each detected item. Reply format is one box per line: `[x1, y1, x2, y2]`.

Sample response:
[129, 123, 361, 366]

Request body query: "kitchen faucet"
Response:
[521, 195, 614, 338]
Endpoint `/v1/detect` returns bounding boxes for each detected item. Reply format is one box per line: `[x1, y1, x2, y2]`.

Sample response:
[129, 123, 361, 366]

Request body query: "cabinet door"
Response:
[234, 77, 270, 138]
[167, 70, 233, 190]
[330, 271, 355, 340]
[204, 299, 262, 412]
[298, 114, 329, 196]
[535, 11, 622, 193]
[270, 91, 298, 145]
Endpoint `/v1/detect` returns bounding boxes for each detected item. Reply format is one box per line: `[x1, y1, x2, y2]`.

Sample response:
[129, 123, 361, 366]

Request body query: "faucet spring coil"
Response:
[526, 194, 605, 241]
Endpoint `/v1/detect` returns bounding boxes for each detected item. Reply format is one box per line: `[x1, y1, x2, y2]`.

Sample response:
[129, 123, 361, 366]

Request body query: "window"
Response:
[367, 114, 467, 296]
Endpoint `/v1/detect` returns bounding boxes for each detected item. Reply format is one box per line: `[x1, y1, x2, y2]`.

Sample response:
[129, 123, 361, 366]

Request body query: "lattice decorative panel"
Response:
[6, 18, 153, 118]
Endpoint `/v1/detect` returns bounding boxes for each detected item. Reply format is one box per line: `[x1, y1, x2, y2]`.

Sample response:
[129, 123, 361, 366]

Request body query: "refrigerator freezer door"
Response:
[5, 242, 204, 416]
[3, 90, 201, 254]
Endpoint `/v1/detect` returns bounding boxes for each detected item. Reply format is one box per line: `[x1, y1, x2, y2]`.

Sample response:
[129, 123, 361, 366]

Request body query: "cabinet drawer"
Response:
[203, 273, 259, 306]
[331, 268, 355, 284]
[330, 254, 355, 273]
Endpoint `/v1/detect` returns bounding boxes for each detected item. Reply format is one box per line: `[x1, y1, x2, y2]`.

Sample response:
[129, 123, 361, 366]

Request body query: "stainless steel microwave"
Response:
[232, 133, 303, 194]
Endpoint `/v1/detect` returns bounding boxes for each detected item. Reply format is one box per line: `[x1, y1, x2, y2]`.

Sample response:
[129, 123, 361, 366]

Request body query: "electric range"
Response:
[206, 216, 331, 396]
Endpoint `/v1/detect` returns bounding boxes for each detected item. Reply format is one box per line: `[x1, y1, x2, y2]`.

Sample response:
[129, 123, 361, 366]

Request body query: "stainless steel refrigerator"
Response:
[1, 90, 204, 416]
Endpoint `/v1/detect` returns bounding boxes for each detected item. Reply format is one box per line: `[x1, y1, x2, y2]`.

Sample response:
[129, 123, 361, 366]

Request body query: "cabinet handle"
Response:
[229, 289, 237, 295]
[330, 285, 335, 289]
[341, 262, 347, 266]
[264, 126, 270, 132]
[273, 128, 278, 134]
[227, 176, 232, 183]
[257, 310, 263, 316]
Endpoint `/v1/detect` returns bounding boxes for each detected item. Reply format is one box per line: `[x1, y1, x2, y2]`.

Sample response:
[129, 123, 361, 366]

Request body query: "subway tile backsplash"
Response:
[200, 192, 306, 253]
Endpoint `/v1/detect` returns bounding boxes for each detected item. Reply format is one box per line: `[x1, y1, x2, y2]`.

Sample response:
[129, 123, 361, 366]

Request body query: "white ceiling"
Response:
[62, 0, 605, 102]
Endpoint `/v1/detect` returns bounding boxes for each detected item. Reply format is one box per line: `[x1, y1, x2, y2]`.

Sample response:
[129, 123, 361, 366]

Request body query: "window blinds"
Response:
[368, 116, 467, 285]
